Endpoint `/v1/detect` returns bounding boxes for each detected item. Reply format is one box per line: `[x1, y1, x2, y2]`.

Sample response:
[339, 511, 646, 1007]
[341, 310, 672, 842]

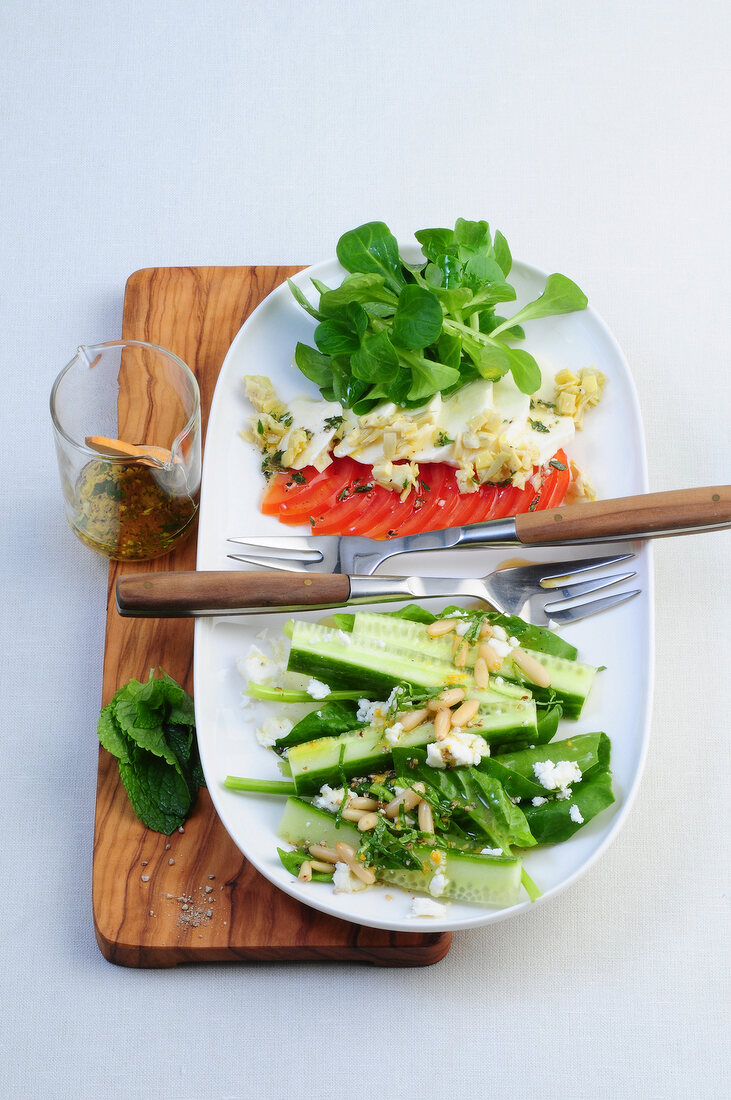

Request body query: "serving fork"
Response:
[116, 552, 641, 625]
[115, 485, 729, 623]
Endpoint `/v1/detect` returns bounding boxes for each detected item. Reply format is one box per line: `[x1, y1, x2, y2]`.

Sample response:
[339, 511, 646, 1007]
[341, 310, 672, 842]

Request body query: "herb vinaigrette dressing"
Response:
[71, 458, 198, 560]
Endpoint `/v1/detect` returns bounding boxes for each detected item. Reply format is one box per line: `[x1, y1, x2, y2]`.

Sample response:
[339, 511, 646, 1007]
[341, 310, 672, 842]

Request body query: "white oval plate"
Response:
[194, 253, 653, 932]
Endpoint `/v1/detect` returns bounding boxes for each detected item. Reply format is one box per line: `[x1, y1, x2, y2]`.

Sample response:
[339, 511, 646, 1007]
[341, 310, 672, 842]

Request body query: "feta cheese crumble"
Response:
[532, 759, 583, 792]
[429, 871, 448, 897]
[531, 796, 548, 807]
[238, 644, 283, 685]
[480, 847, 504, 856]
[313, 784, 347, 814]
[306, 678, 330, 700]
[426, 730, 489, 769]
[356, 698, 387, 725]
[384, 721, 404, 746]
[486, 636, 513, 661]
[569, 804, 584, 824]
[255, 714, 293, 748]
[410, 897, 448, 918]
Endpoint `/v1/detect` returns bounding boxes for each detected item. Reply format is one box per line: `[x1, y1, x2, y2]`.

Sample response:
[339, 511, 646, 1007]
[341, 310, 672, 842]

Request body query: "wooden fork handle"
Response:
[116, 570, 352, 617]
[515, 485, 731, 544]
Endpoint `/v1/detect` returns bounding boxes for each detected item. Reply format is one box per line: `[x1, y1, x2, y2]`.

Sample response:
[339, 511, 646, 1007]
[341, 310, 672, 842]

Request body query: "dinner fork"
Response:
[116, 553, 640, 625]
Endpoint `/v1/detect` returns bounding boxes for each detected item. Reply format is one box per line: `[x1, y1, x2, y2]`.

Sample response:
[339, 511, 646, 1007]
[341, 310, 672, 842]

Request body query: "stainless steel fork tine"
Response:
[227, 553, 311, 572]
[227, 540, 324, 563]
[536, 552, 635, 583]
[544, 588, 641, 624]
[543, 569, 638, 600]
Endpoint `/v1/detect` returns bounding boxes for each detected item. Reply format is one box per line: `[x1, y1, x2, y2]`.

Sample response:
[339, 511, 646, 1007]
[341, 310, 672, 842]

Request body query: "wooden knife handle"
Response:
[515, 485, 731, 544]
[116, 570, 351, 617]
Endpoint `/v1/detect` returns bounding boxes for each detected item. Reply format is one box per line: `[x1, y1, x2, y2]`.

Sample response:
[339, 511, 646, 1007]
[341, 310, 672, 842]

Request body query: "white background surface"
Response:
[1, 2, 729, 1097]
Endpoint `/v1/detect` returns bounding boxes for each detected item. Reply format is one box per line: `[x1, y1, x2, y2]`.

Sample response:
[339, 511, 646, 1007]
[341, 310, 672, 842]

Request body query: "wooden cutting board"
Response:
[92, 265, 452, 967]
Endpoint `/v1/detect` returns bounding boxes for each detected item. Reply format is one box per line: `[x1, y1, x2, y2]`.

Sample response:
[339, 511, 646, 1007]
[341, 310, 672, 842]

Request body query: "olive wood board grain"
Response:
[92, 264, 452, 967]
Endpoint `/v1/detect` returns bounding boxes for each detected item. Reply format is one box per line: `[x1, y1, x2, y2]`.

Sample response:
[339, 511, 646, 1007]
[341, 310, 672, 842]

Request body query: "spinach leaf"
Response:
[522, 771, 615, 844]
[278, 847, 334, 882]
[276, 700, 366, 748]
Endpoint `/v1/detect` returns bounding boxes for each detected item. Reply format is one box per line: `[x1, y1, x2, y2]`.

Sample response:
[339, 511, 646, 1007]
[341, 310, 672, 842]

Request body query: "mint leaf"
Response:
[97, 703, 130, 762]
[98, 670, 204, 835]
[118, 744, 193, 835]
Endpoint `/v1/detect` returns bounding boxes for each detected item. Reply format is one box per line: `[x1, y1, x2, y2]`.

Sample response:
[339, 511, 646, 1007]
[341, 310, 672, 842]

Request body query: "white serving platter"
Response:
[194, 251, 653, 932]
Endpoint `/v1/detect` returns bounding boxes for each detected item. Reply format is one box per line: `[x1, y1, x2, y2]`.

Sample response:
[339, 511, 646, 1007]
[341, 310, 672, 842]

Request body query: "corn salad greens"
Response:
[289, 219, 587, 414]
[227, 604, 614, 911]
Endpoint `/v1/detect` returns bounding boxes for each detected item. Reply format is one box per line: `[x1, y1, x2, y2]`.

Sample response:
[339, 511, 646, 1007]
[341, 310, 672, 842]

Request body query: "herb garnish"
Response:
[261, 451, 284, 480]
[529, 418, 550, 433]
[549, 458, 567, 471]
[97, 670, 204, 834]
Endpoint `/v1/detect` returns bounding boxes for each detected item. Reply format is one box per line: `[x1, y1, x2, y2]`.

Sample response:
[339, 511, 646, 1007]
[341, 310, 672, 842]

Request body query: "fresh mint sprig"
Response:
[98, 670, 205, 834]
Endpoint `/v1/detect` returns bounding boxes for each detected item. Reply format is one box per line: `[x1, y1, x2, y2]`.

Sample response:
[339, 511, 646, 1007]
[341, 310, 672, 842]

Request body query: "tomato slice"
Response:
[338, 485, 395, 536]
[389, 465, 451, 537]
[364, 491, 427, 540]
[310, 484, 380, 534]
[261, 466, 321, 515]
[262, 449, 572, 535]
[539, 451, 570, 509]
[275, 459, 360, 519]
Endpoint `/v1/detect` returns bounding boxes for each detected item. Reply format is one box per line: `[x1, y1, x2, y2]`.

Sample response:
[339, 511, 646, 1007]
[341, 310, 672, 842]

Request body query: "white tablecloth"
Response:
[2, 2, 729, 1096]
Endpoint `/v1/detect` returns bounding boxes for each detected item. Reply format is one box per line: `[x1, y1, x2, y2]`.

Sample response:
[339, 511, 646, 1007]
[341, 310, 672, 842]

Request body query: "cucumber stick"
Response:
[287, 700, 538, 793]
[348, 611, 596, 719]
[278, 798, 523, 908]
[287, 722, 434, 794]
[287, 620, 469, 694]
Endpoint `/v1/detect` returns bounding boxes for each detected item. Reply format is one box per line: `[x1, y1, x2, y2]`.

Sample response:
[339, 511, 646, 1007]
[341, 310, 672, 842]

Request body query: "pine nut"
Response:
[309, 860, 336, 873]
[478, 641, 502, 671]
[357, 812, 380, 832]
[308, 844, 339, 864]
[434, 707, 452, 740]
[418, 800, 434, 834]
[511, 647, 552, 688]
[349, 796, 378, 811]
[453, 640, 470, 668]
[341, 807, 368, 823]
[298, 860, 313, 882]
[384, 785, 424, 819]
[439, 687, 466, 707]
[479, 621, 494, 638]
[451, 698, 480, 726]
[426, 618, 459, 637]
[335, 842, 376, 884]
[474, 656, 490, 689]
[397, 707, 429, 732]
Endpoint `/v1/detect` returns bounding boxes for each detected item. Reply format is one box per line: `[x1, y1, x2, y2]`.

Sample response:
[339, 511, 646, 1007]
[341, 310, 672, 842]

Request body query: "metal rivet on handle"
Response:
[712, 493, 720, 501]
